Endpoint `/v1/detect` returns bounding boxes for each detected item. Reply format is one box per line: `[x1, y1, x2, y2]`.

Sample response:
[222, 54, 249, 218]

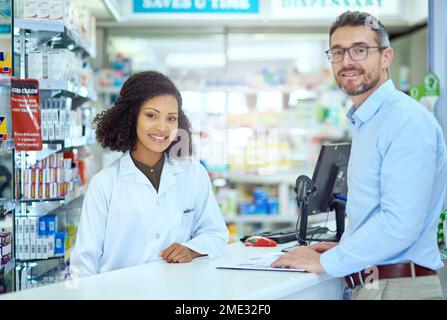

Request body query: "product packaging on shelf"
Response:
[23, 0, 38, 19]
[36, 0, 49, 20]
[49, 0, 64, 21]
[15, 216, 62, 260]
[27, 51, 44, 79]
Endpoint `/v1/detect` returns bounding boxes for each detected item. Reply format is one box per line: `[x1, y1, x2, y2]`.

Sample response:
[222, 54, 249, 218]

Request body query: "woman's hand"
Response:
[160, 243, 204, 263]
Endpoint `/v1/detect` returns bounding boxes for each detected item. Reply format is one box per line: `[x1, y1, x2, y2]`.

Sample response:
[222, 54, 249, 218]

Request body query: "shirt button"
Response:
[155, 233, 160, 239]
[150, 169, 154, 173]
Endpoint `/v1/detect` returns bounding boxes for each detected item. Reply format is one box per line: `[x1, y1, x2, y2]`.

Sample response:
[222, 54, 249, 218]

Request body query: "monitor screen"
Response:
[307, 143, 351, 215]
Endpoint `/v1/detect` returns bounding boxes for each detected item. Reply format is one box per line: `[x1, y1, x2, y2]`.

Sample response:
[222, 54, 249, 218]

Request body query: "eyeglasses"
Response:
[325, 46, 387, 64]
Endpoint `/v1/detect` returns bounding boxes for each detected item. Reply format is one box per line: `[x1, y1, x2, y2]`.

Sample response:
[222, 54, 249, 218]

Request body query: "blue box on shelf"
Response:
[253, 187, 268, 201]
[254, 202, 269, 214]
[267, 198, 279, 215]
[54, 232, 65, 256]
[38, 217, 47, 237]
[239, 203, 256, 215]
[46, 215, 57, 236]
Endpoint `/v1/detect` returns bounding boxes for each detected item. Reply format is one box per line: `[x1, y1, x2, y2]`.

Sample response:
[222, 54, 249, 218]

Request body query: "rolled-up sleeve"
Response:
[321, 117, 437, 277]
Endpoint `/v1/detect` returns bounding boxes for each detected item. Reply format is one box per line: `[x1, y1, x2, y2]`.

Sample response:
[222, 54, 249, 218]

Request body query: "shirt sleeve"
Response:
[70, 174, 109, 277]
[321, 115, 438, 277]
[182, 164, 229, 259]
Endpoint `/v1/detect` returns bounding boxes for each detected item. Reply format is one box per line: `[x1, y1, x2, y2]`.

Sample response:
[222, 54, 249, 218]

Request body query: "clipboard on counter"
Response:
[215, 253, 306, 273]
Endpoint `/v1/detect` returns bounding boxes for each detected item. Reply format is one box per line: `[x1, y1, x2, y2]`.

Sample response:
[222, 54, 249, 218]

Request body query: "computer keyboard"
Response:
[240, 226, 329, 244]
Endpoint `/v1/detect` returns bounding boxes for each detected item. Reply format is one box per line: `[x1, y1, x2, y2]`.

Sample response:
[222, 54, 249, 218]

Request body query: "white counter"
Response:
[0, 242, 344, 300]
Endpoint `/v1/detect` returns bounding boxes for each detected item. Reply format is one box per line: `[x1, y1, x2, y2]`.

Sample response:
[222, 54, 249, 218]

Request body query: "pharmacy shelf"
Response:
[23, 137, 90, 169]
[14, 19, 64, 33]
[19, 197, 64, 204]
[15, 20, 95, 57]
[33, 142, 63, 163]
[39, 79, 97, 102]
[61, 28, 96, 58]
[21, 142, 63, 167]
[43, 136, 88, 150]
[16, 256, 66, 281]
[16, 255, 64, 264]
[16, 185, 86, 217]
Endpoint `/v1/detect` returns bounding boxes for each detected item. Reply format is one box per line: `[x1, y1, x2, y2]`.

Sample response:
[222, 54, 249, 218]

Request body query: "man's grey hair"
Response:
[329, 11, 391, 48]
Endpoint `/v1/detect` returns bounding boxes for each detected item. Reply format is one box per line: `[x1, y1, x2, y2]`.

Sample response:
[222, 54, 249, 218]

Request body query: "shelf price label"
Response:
[10, 79, 43, 151]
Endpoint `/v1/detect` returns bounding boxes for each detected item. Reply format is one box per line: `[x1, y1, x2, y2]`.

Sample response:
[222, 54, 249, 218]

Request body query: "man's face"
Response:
[329, 26, 391, 96]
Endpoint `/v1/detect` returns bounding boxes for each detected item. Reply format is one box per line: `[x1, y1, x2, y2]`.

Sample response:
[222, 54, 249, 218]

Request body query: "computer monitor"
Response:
[296, 143, 351, 245]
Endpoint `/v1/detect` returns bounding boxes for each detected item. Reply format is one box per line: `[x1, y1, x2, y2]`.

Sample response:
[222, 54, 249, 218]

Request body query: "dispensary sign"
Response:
[271, 0, 401, 19]
[133, 0, 260, 14]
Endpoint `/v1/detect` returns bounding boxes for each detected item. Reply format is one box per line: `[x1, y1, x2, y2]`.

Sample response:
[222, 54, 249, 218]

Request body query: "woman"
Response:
[70, 71, 229, 277]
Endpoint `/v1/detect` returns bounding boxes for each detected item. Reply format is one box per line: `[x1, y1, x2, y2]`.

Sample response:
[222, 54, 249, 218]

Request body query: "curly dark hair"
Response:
[93, 71, 192, 158]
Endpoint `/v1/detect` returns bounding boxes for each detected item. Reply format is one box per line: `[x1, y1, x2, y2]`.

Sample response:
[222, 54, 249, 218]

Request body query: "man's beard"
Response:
[336, 68, 381, 96]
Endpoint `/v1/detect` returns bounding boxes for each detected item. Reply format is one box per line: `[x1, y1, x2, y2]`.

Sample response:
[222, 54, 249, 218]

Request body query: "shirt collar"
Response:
[119, 153, 183, 176]
[131, 153, 165, 172]
[346, 79, 395, 127]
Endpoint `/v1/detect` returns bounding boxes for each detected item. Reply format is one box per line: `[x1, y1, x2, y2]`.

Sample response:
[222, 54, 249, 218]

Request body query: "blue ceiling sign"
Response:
[133, 0, 260, 14]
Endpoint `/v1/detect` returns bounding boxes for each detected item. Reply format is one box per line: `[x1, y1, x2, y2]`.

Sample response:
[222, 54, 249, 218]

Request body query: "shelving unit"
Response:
[11, 7, 97, 291]
[16, 185, 86, 217]
[39, 79, 97, 102]
[14, 19, 95, 58]
[177, 82, 343, 238]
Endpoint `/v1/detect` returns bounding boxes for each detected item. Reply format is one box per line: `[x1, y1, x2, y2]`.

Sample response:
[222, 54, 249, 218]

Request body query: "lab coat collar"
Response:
[119, 153, 184, 195]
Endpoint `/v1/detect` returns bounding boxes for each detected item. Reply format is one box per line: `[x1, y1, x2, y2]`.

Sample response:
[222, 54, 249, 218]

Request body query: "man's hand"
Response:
[160, 243, 204, 263]
[307, 241, 338, 253]
[271, 246, 324, 274]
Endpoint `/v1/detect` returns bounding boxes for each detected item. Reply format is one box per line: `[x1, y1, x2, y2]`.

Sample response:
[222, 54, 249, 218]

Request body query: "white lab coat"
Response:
[70, 153, 229, 277]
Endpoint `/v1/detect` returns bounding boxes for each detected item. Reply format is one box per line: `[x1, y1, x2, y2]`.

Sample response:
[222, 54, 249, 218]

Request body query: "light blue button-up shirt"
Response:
[320, 80, 447, 277]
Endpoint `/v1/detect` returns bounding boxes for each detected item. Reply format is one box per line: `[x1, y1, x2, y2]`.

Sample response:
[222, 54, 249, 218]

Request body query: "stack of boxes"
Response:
[15, 215, 65, 260]
[20, 152, 78, 200]
[24, 0, 96, 91]
[22, 0, 98, 50]
[28, 49, 80, 83]
[40, 97, 83, 142]
[22, 0, 65, 21]
[238, 187, 279, 216]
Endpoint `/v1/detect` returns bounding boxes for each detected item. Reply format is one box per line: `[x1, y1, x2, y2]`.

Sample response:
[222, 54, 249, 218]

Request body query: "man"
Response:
[272, 11, 447, 300]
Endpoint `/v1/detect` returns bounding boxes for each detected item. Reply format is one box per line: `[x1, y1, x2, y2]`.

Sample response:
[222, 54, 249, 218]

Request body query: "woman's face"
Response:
[135, 95, 179, 155]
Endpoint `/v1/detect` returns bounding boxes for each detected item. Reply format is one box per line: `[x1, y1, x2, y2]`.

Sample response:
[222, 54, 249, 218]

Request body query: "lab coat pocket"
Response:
[181, 211, 194, 227]
[180, 211, 195, 241]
